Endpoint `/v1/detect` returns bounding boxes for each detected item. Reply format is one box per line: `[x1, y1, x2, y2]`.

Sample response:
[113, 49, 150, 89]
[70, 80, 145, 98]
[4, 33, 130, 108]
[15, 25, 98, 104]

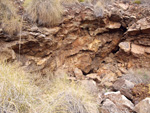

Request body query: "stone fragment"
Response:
[134, 98, 150, 113]
[38, 34, 46, 38]
[145, 47, 150, 54]
[90, 28, 108, 36]
[101, 99, 121, 113]
[119, 42, 131, 52]
[106, 21, 121, 29]
[118, 3, 129, 10]
[113, 79, 135, 91]
[88, 39, 101, 52]
[73, 68, 84, 80]
[29, 32, 40, 36]
[119, 67, 128, 74]
[81, 80, 99, 95]
[86, 73, 101, 82]
[131, 44, 145, 55]
[30, 26, 38, 32]
[101, 72, 117, 87]
[43, 27, 60, 35]
[113, 79, 134, 99]
[103, 91, 135, 113]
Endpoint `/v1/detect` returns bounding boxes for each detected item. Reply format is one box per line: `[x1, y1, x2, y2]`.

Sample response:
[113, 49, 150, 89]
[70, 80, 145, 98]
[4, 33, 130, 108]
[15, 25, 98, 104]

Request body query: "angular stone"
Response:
[73, 68, 84, 80]
[145, 47, 150, 54]
[103, 91, 135, 113]
[90, 28, 108, 36]
[30, 26, 39, 32]
[119, 42, 131, 53]
[88, 39, 102, 52]
[43, 27, 60, 35]
[113, 79, 135, 91]
[86, 73, 101, 82]
[101, 99, 121, 113]
[113, 79, 134, 99]
[106, 21, 121, 29]
[118, 3, 129, 10]
[131, 44, 145, 55]
[101, 72, 117, 87]
[80, 80, 99, 95]
[134, 98, 150, 113]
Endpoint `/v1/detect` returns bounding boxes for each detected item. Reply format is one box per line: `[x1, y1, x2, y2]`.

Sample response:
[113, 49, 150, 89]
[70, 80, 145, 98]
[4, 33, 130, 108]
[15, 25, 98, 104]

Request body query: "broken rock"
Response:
[103, 91, 135, 113]
[134, 98, 150, 113]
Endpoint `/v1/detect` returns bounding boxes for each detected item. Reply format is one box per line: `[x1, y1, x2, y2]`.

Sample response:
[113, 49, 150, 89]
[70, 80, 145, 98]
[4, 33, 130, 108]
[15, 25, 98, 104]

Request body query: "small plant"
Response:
[133, 0, 142, 4]
[0, 62, 40, 113]
[122, 68, 150, 84]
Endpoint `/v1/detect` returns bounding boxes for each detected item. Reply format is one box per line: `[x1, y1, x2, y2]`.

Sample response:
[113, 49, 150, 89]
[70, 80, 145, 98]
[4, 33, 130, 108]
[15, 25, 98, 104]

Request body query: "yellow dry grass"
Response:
[26, 0, 64, 27]
[0, 0, 21, 36]
[0, 61, 99, 113]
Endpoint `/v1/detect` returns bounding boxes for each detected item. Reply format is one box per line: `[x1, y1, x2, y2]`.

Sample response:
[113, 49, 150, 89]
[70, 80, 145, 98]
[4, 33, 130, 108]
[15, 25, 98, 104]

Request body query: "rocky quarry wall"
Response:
[0, 2, 149, 75]
[1, 1, 150, 112]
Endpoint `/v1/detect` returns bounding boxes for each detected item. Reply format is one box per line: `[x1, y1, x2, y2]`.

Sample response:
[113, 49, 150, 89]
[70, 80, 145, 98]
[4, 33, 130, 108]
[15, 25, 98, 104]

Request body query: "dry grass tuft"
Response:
[122, 68, 150, 84]
[0, 0, 21, 36]
[0, 62, 41, 113]
[0, 61, 99, 113]
[44, 77, 99, 113]
[25, 0, 64, 27]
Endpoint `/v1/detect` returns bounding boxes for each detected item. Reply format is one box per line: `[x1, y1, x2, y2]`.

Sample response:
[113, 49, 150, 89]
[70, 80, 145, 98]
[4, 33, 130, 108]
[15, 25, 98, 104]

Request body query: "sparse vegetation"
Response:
[25, 0, 64, 27]
[0, 61, 99, 113]
[122, 69, 150, 84]
[0, 0, 21, 36]
[133, 0, 142, 4]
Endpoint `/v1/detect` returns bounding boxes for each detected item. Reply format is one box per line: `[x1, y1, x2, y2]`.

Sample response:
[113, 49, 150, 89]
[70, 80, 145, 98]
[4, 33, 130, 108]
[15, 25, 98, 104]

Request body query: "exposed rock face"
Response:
[0, 1, 150, 79]
[1, 1, 150, 112]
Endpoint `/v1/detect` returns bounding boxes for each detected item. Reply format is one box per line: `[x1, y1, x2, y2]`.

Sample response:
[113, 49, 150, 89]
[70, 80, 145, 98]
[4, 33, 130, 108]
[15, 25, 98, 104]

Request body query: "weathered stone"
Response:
[103, 91, 135, 113]
[42, 27, 60, 35]
[113, 79, 134, 99]
[29, 32, 40, 36]
[73, 68, 84, 80]
[80, 80, 99, 95]
[0, 49, 16, 61]
[131, 44, 145, 55]
[38, 34, 46, 38]
[86, 73, 101, 82]
[30, 26, 39, 32]
[101, 99, 121, 113]
[118, 3, 129, 10]
[113, 79, 135, 91]
[72, 53, 92, 74]
[89, 28, 108, 36]
[106, 21, 121, 29]
[134, 98, 150, 113]
[119, 42, 131, 53]
[145, 47, 150, 54]
[137, 18, 150, 34]
[101, 72, 117, 87]
[88, 39, 102, 52]
[119, 67, 128, 74]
